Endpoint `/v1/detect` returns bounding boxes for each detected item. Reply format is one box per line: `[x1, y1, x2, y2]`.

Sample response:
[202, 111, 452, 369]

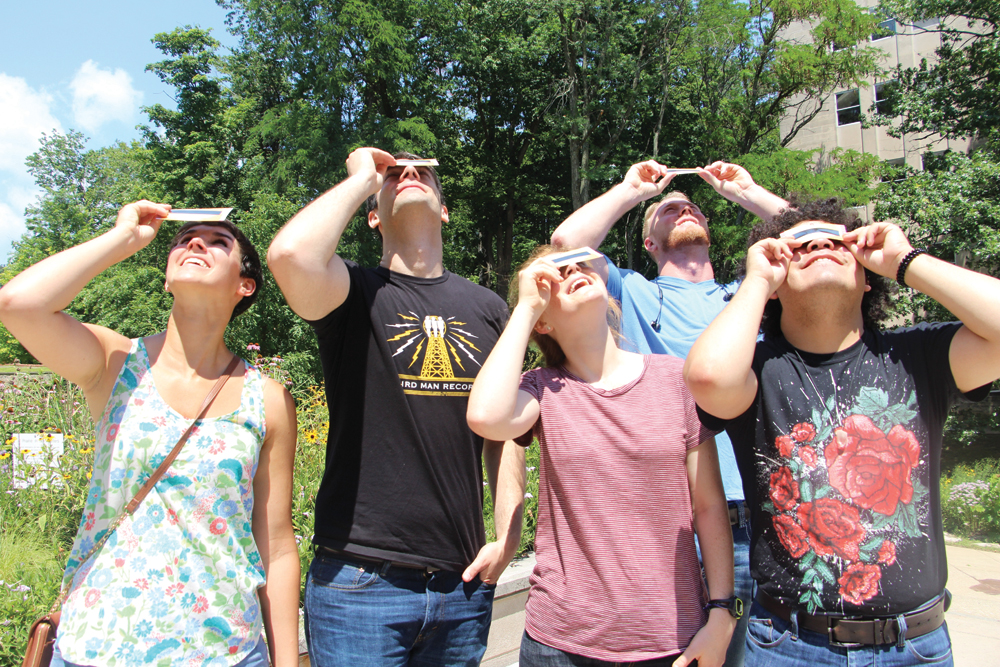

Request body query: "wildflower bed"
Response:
[0, 358, 540, 666]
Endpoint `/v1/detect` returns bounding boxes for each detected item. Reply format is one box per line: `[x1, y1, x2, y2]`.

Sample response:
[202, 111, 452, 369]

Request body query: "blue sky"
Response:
[0, 0, 236, 261]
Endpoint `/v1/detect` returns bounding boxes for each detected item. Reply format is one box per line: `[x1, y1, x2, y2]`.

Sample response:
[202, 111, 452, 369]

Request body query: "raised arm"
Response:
[0, 200, 170, 417]
[253, 379, 300, 667]
[699, 162, 789, 223]
[550, 160, 674, 281]
[462, 439, 526, 585]
[267, 147, 396, 320]
[467, 259, 562, 441]
[675, 438, 735, 667]
[847, 222, 1000, 393]
[684, 238, 794, 419]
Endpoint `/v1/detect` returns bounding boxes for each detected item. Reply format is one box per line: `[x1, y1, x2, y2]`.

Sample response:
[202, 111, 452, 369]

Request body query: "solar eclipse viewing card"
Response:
[780, 223, 848, 243]
[663, 168, 702, 175]
[164, 208, 234, 222]
[395, 159, 439, 167]
[548, 247, 603, 268]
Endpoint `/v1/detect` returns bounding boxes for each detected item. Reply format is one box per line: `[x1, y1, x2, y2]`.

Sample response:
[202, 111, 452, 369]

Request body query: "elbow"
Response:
[682, 356, 723, 400]
[550, 228, 571, 249]
[265, 242, 295, 278]
[0, 284, 40, 325]
[466, 406, 495, 440]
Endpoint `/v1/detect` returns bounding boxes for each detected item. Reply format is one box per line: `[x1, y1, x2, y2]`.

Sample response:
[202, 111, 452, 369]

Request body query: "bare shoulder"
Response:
[262, 377, 297, 437]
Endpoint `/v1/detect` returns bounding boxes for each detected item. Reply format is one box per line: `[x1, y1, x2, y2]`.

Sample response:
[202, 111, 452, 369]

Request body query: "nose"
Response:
[399, 164, 421, 181]
[804, 236, 835, 252]
[559, 262, 583, 278]
[185, 235, 208, 251]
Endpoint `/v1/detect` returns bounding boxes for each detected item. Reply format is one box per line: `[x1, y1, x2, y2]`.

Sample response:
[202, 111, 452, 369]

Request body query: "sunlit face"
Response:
[373, 164, 447, 226]
[647, 197, 710, 251]
[538, 261, 608, 333]
[777, 220, 865, 298]
[166, 225, 248, 294]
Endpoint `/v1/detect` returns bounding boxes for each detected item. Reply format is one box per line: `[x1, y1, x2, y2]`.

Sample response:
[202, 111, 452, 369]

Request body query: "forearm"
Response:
[486, 439, 526, 552]
[551, 182, 641, 249]
[731, 184, 789, 222]
[258, 545, 301, 667]
[694, 502, 735, 600]
[467, 305, 537, 438]
[0, 226, 134, 321]
[267, 174, 371, 275]
[907, 254, 1000, 342]
[684, 277, 770, 418]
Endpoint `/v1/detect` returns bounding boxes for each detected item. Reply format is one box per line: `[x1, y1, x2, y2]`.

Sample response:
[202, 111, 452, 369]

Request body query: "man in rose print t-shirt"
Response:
[684, 195, 1000, 666]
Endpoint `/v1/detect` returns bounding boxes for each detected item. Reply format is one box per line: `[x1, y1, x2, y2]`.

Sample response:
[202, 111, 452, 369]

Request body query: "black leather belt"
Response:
[316, 546, 442, 574]
[728, 501, 748, 526]
[756, 589, 947, 647]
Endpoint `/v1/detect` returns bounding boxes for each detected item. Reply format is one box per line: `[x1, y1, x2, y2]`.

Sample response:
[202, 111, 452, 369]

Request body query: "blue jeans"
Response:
[744, 600, 953, 666]
[519, 631, 686, 666]
[50, 634, 269, 667]
[695, 504, 753, 667]
[304, 551, 495, 667]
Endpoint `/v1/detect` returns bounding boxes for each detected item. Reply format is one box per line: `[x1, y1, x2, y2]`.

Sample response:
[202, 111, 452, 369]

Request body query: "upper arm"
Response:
[950, 324, 1000, 393]
[684, 359, 759, 421]
[471, 389, 540, 442]
[252, 380, 298, 553]
[268, 242, 352, 321]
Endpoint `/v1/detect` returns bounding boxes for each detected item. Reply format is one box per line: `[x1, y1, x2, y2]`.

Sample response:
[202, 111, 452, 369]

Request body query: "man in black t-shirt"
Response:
[268, 147, 525, 666]
[684, 196, 1000, 666]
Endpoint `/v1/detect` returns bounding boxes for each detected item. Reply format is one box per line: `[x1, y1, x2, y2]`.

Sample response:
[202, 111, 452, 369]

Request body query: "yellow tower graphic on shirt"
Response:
[386, 311, 485, 396]
[419, 316, 455, 379]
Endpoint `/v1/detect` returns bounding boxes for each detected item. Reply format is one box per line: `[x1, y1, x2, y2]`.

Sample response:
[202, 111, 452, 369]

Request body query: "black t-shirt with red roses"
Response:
[698, 322, 989, 615]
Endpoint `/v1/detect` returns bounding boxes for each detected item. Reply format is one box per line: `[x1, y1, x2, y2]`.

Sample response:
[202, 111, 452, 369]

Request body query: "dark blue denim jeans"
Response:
[744, 600, 953, 666]
[304, 551, 495, 667]
[519, 631, 687, 667]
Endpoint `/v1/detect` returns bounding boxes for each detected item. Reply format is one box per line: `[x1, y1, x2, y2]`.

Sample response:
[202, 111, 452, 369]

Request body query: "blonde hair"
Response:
[642, 190, 693, 241]
[509, 244, 624, 368]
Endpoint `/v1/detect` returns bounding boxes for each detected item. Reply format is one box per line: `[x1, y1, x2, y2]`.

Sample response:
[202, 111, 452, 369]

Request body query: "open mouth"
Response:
[181, 257, 209, 268]
[567, 275, 591, 294]
[802, 253, 844, 268]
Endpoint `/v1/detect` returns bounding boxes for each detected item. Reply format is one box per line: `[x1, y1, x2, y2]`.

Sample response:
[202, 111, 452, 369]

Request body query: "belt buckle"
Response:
[827, 618, 866, 649]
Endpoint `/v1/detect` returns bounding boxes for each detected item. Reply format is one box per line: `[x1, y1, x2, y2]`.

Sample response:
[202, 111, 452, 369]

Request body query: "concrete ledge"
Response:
[483, 552, 535, 667]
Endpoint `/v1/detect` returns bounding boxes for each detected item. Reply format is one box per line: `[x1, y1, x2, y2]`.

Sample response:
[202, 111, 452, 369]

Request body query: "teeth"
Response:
[183, 258, 208, 267]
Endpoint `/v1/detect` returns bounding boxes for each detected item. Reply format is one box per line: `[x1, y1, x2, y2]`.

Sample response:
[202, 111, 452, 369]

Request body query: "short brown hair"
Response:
[509, 245, 623, 368]
[642, 191, 692, 241]
[366, 151, 446, 214]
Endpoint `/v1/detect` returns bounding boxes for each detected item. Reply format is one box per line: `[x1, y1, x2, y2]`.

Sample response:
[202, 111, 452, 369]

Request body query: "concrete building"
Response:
[779, 5, 974, 219]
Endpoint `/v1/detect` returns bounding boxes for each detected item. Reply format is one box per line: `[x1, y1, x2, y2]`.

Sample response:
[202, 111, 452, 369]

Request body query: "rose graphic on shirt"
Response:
[761, 386, 925, 612]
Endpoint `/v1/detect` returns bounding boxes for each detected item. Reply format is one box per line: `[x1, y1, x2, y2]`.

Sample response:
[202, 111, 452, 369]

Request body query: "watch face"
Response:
[733, 597, 744, 619]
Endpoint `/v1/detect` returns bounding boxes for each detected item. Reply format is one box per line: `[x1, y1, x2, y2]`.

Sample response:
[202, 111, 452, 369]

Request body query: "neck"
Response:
[153, 304, 234, 376]
[380, 232, 445, 278]
[557, 324, 639, 388]
[657, 245, 715, 282]
[779, 296, 865, 353]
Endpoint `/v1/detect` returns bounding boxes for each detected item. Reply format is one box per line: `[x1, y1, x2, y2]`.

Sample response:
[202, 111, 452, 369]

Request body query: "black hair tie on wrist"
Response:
[896, 248, 927, 288]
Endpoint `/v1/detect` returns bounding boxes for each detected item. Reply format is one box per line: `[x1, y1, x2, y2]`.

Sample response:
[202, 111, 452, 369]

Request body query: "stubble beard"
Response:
[665, 225, 710, 250]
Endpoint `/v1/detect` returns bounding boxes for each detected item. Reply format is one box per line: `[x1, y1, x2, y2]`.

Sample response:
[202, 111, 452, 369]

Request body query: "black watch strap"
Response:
[704, 596, 744, 619]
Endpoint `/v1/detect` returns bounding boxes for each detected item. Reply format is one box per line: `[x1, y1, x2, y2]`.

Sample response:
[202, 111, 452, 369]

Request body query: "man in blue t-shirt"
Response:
[551, 160, 789, 666]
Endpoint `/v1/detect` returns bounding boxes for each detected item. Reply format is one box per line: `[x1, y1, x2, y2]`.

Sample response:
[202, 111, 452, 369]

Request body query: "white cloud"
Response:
[70, 60, 143, 133]
[0, 74, 60, 261]
[0, 74, 61, 173]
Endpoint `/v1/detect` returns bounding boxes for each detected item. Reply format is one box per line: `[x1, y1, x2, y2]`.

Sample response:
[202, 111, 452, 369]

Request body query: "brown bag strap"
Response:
[51, 355, 240, 613]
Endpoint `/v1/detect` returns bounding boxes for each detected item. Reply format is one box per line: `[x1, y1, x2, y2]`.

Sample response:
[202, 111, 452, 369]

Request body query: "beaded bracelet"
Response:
[896, 248, 927, 287]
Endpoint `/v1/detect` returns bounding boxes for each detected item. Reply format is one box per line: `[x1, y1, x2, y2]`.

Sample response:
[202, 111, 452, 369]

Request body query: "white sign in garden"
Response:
[12, 433, 64, 489]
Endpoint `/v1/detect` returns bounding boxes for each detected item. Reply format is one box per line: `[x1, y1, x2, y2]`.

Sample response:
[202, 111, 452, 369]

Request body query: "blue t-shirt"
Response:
[605, 256, 745, 502]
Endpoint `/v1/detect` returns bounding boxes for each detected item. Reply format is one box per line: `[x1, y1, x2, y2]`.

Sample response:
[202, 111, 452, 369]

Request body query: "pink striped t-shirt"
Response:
[517, 354, 716, 661]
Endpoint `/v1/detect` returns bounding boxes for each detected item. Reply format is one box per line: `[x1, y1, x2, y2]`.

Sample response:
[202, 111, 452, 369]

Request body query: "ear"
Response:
[368, 209, 381, 231]
[164, 279, 171, 293]
[643, 236, 656, 253]
[534, 321, 552, 335]
[441, 204, 449, 225]
[864, 283, 872, 293]
[239, 277, 256, 298]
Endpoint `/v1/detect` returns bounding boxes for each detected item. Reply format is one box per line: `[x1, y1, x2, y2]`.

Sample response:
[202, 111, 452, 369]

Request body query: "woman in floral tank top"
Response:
[0, 201, 299, 667]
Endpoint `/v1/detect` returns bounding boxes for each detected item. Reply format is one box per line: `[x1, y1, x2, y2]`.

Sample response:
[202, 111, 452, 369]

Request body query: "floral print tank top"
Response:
[56, 339, 267, 667]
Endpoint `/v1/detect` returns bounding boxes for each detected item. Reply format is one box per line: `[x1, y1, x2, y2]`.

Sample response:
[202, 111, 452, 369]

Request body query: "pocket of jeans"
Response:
[746, 617, 791, 649]
[309, 555, 380, 590]
[905, 626, 953, 664]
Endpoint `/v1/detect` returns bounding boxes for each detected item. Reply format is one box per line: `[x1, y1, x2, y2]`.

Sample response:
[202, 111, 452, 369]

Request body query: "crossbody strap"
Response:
[50, 355, 240, 613]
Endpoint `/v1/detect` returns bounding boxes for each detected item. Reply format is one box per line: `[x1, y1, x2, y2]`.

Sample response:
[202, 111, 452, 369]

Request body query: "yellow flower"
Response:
[5, 437, 14, 445]
[304, 430, 318, 444]
[21, 448, 32, 454]
[0, 452, 10, 460]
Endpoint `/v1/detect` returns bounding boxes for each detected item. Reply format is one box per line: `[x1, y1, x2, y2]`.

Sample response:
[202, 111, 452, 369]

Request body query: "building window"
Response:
[881, 158, 907, 182]
[875, 81, 899, 116]
[914, 17, 941, 29]
[922, 150, 948, 172]
[872, 18, 897, 41]
[836, 89, 861, 126]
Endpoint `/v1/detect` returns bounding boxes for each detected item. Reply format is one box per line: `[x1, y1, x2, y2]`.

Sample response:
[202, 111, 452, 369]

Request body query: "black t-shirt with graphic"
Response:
[698, 323, 989, 615]
[309, 261, 508, 572]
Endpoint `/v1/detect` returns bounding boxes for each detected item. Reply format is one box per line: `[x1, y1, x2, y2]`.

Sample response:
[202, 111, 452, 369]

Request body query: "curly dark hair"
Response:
[746, 194, 895, 337]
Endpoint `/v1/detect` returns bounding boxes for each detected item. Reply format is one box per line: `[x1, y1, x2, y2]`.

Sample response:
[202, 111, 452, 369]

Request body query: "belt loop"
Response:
[896, 613, 908, 648]
[378, 560, 391, 577]
[789, 609, 800, 641]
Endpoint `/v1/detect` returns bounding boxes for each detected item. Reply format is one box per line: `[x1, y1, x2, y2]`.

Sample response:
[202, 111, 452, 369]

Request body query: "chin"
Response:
[665, 227, 710, 249]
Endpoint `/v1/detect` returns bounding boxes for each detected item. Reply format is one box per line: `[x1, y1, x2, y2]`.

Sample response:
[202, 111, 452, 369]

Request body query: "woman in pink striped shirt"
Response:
[468, 246, 736, 667]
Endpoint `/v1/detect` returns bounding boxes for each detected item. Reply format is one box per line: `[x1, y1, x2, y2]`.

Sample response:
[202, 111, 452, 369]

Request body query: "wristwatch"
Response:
[704, 596, 744, 619]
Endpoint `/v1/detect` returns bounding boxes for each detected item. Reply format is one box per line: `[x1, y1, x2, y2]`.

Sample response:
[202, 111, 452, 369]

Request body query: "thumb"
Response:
[655, 173, 676, 194]
[462, 552, 487, 583]
[673, 650, 693, 667]
[698, 168, 722, 190]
